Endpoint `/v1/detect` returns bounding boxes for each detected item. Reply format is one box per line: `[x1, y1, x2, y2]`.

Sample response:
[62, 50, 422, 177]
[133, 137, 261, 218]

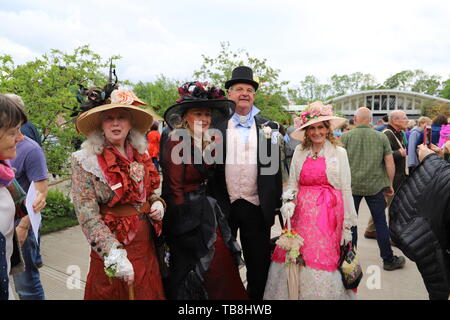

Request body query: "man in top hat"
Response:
[211, 66, 282, 300]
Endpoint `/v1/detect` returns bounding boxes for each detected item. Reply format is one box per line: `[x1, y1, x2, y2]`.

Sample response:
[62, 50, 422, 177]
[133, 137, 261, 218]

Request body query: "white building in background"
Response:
[331, 90, 450, 118]
[283, 102, 307, 114]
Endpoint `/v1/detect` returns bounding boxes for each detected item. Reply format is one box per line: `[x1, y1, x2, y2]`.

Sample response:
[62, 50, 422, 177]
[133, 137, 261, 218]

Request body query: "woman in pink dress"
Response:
[264, 101, 358, 300]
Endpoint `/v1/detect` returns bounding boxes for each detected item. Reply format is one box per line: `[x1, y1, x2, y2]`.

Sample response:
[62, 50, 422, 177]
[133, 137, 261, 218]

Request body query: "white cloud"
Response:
[0, 37, 39, 63]
[0, 0, 449, 87]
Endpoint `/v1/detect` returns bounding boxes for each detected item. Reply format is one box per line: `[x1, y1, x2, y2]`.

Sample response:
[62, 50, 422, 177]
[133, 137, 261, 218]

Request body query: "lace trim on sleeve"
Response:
[72, 149, 107, 185]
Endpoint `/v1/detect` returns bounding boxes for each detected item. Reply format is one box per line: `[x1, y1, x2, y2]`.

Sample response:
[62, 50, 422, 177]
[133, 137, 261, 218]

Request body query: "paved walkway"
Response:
[15, 199, 429, 300]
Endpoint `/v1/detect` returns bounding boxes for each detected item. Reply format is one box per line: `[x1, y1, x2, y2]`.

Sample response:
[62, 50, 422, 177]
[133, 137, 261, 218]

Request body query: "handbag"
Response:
[338, 243, 363, 290]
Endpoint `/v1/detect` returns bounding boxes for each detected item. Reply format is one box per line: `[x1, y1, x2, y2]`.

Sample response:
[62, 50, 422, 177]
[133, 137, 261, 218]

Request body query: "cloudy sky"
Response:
[1, 0, 449, 87]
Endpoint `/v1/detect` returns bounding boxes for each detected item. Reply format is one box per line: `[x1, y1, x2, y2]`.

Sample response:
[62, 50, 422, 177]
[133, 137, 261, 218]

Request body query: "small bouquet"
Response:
[275, 226, 305, 300]
[275, 228, 305, 265]
[103, 248, 123, 278]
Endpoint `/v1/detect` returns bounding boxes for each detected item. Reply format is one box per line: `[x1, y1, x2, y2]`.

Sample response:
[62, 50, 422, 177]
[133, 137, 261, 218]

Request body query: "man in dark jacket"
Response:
[212, 66, 282, 300]
[389, 144, 450, 300]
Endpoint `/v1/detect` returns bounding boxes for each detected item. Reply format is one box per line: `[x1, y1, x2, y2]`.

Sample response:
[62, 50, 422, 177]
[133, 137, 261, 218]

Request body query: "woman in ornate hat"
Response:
[264, 101, 358, 300]
[162, 82, 248, 300]
[71, 83, 166, 300]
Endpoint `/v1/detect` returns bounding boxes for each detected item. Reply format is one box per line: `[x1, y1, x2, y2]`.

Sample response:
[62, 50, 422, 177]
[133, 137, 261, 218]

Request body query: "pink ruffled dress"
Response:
[264, 157, 355, 300]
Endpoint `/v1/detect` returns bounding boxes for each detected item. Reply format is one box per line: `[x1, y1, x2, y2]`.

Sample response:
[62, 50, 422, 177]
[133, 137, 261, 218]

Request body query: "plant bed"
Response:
[40, 189, 78, 235]
[41, 216, 79, 235]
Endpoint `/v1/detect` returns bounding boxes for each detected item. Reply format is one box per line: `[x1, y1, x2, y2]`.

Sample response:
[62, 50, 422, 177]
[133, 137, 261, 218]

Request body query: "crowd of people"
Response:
[0, 65, 449, 301]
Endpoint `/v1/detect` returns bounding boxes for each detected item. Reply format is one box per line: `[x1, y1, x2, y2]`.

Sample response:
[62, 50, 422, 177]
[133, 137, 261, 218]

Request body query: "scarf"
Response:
[0, 160, 15, 188]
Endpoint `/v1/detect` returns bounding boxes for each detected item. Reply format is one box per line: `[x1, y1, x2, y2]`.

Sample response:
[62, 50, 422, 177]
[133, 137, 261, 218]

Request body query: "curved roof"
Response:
[331, 89, 450, 103]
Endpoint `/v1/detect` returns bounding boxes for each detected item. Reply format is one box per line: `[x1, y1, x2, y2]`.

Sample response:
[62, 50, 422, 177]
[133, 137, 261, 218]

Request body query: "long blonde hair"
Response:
[301, 120, 341, 150]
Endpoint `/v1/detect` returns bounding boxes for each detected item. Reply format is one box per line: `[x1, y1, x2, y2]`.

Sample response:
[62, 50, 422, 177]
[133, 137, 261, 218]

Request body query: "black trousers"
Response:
[228, 199, 271, 300]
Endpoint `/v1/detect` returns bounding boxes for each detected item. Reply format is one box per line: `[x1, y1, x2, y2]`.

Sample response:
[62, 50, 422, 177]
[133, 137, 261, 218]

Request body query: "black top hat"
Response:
[225, 66, 259, 91]
[164, 82, 235, 129]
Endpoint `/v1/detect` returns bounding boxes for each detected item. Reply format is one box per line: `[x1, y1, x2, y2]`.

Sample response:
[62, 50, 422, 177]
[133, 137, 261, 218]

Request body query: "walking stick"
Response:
[128, 283, 135, 300]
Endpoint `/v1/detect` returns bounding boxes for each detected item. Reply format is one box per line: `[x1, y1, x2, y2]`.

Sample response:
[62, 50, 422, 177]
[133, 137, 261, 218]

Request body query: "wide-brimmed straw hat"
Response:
[290, 101, 346, 141]
[75, 88, 153, 136]
[164, 82, 235, 129]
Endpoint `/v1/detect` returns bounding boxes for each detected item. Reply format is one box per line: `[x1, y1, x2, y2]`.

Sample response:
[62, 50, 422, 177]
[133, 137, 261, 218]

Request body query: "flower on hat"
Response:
[293, 117, 303, 129]
[176, 82, 226, 103]
[293, 101, 335, 128]
[111, 88, 138, 105]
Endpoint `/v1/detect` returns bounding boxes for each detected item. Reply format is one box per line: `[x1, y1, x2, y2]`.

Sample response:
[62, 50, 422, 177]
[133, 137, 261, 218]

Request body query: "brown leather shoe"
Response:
[364, 230, 377, 239]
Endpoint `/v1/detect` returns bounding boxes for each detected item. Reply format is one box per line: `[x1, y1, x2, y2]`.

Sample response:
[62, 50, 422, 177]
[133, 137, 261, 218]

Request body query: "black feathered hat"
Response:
[163, 82, 235, 129]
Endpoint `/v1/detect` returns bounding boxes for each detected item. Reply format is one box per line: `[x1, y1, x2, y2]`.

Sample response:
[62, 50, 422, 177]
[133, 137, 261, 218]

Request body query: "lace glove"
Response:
[104, 244, 134, 284]
[150, 200, 165, 221]
[280, 201, 295, 220]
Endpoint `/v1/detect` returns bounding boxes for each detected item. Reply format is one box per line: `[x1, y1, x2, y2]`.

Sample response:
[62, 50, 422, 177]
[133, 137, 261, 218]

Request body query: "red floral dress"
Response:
[71, 142, 165, 300]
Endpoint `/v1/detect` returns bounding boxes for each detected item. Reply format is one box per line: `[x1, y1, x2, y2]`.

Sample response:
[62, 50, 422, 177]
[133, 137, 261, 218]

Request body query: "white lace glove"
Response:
[341, 228, 353, 246]
[280, 201, 295, 220]
[150, 200, 165, 221]
[104, 245, 134, 284]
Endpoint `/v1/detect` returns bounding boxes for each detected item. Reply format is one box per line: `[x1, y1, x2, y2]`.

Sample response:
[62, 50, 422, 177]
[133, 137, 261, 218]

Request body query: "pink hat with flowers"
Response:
[290, 101, 346, 141]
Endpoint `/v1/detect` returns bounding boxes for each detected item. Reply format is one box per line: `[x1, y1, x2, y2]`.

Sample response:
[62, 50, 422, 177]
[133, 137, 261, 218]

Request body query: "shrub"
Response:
[42, 189, 75, 219]
[41, 189, 78, 234]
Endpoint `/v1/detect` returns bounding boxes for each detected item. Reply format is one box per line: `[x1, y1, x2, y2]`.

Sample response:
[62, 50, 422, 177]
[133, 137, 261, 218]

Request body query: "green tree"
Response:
[132, 75, 181, 117]
[0, 45, 119, 176]
[289, 72, 379, 104]
[384, 69, 441, 95]
[421, 100, 450, 118]
[290, 75, 332, 103]
[193, 42, 291, 124]
[287, 88, 309, 105]
[441, 78, 450, 99]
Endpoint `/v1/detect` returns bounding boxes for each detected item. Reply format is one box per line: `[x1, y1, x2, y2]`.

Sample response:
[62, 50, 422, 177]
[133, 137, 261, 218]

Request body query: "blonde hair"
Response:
[417, 116, 432, 126]
[301, 120, 341, 150]
[407, 120, 416, 129]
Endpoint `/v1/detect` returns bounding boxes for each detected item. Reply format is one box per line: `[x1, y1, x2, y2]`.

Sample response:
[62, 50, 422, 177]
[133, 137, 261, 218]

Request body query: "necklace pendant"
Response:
[312, 153, 318, 160]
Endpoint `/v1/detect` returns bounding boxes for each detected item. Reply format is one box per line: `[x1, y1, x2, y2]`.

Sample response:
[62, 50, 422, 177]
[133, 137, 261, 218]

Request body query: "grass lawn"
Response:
[41, 216, 79, 235]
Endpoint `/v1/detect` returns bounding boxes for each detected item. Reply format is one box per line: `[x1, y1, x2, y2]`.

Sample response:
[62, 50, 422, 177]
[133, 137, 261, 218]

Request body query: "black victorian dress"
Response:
[162, 137, 248, 300]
